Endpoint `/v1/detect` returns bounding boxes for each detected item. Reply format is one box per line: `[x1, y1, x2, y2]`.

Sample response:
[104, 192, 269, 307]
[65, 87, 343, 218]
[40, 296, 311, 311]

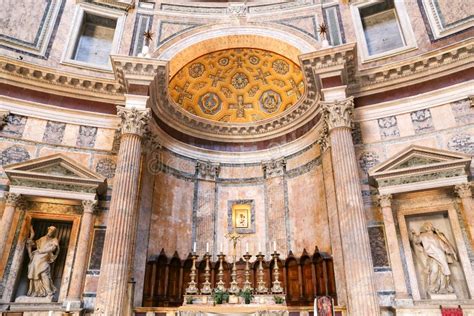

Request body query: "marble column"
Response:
[378, 194, 409, 300]
[322, 98, 380, 315]
[0, 193, 22, 259]
[455, 183, 474, 246]
[94, 106, 150, 316]
[67, 199, 97, 306]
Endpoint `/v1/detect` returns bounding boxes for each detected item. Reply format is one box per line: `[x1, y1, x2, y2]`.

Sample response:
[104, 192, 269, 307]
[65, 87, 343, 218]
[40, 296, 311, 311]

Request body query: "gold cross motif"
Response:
[254, 68, 271, 84]
[286, 79, 304, 98]
[174, 82, 192, 105]
[233, 57, 244, 68]
[208, 70, 225, 87]
[229, 95, 253, 118]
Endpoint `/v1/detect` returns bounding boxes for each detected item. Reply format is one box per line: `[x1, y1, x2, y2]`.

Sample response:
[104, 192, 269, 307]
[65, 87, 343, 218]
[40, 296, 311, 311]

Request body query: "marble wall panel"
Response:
[194, 180, 216, 254]
[76, 125, 98, 148]
[286, 144, 320, 171]
[94, 128, 116, 151]
[148, 171, 194, 259]
[62, 124, 80, 147]
[430, 104, 457, 130]
[159, 150, 195, 175]
[0, 114, 27, 138]
[22, 117, 47, 142]
[0, 141, 36, 173]
[43, 121, 66, 144]
[410, 109, 435, 134]
[368, 226, 389, 268]
[265, 176, 289, 256]
[219, 165, 262, 179]
[451, 98, 474, 125]
[287, 166, 330, 253]
[92, 155, 117, 182]
[378, 116, 400, 140]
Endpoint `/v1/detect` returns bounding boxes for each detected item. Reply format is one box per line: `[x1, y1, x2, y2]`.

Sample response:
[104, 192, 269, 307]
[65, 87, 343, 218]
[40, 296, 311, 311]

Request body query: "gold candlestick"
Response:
[186, 253, 199, 294]
[271, 251, 283, 294]
[216, 252, 226, 291]
[256, 252, 268, 293]
[200, 252, 212, 294]
[243, 252, 253, 291]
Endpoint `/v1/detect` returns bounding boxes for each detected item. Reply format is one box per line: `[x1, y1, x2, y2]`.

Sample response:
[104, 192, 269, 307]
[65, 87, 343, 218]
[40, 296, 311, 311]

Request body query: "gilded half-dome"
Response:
[169, 48, 305, 123]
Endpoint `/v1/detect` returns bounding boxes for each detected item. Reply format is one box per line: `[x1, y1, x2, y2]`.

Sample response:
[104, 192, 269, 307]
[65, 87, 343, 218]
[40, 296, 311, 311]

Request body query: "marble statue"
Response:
[26, 226, 60, 298]
[410, 222, 458, 295]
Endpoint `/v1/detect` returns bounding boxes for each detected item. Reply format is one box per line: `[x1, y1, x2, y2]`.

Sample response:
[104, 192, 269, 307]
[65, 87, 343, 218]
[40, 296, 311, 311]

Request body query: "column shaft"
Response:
[378, 195, 409, 298]
[0, 193, 21, 259]
[95, 106, 149, 315]
[323, 98, 380, 315]
[455, 183, 474, 246]
[68, 200, 97, 301]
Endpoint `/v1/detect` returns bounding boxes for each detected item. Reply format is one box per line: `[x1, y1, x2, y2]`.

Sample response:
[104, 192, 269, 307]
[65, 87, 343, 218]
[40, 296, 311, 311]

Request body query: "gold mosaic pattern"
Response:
[169, 48, 305, 123]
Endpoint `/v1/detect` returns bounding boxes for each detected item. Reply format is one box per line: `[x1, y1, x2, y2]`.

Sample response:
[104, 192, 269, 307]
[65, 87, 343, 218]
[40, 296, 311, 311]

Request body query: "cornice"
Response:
[350, 38, 474, 96]
[148, 59, 321, 142]
[0, 56, 124, 103]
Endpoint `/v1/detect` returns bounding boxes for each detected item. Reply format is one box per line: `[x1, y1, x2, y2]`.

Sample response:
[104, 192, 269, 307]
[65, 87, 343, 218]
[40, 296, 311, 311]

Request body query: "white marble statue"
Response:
[410, 222, 458, 295]
[26, 226, 60, 298]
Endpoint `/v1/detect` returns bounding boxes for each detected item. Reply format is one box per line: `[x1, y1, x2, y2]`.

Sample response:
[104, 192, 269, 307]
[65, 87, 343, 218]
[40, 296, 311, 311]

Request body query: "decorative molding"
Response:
[196, 160, 220, 181]
[90, 0, 135, 11]
[321, 97, 354, 131]
[117, 106, 150, 136]
[111, 55, 165, 92]
[157, 21, 203, 47]
[455, 183, 472, 199]
[262, 158, 286, 179]
[316, 122, 329, 152]
[276, 16, 319, 40]
[0, 56, 123, 103]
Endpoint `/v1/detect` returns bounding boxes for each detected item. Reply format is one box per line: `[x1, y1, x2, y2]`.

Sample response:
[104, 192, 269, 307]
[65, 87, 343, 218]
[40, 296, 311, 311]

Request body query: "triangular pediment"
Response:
[368, 145, 471, 194]
[4, 154, 106, 195]
[369, 145, 471, 175]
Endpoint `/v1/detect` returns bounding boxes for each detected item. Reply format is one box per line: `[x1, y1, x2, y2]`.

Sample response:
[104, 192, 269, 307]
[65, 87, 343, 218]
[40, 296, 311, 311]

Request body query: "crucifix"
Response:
[225, 229, 245, 294]
[208, 70, 225, 87]
[286, 79, 304, 98]
[173, 82, 192, 105]
[253, 68, 271, 84]
[229, 95, 253, 118]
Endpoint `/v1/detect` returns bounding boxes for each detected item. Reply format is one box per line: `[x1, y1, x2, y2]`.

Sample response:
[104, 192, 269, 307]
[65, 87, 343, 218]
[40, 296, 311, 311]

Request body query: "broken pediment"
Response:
[368, 145, 471, 194]
[4, 154, 106, 199]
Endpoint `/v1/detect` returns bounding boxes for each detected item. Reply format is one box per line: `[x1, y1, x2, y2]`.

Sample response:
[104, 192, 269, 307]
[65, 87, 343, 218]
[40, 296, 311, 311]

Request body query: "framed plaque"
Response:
[232, 204, 251, 229]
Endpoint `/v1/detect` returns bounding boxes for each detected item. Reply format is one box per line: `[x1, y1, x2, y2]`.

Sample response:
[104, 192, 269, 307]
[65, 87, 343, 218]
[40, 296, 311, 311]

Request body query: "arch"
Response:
[154, 23, 319, 78]
[285, 255, 301, 305]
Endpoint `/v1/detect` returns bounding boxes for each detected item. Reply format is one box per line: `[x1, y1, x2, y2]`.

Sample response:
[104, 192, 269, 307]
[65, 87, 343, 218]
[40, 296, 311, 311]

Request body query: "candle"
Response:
[273, 241, 276, 252]
[246, 242, 249, 253]
[220, 242, 223, 253]
[48, 311, 53, 316]
[193, 242, 196, 253]
[206, 242, 209, 253]
[66, 301, 71, 312]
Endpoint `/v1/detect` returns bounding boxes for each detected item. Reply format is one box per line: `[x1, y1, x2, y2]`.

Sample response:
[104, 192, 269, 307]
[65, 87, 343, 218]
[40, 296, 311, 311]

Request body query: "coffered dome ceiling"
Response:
[169, 48, 305, 123]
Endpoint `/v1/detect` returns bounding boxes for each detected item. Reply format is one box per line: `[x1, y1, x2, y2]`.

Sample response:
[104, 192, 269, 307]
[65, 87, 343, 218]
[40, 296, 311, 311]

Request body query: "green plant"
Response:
[212, 289, 229, 304]
[239, 289, 254, 304]
[273, 296, 285, 304]
[186, 296, 194, 304]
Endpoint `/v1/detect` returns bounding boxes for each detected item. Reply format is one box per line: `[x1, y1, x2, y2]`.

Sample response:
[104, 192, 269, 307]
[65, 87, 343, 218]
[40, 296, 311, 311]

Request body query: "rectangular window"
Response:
[360, 1, 404, 56]
[73, 14, 117, 66]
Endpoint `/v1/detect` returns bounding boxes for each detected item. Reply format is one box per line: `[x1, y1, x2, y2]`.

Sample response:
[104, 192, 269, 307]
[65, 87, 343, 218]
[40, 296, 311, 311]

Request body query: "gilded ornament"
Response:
[259, 90, 282, 113]
[198, 92, 222, 115]
[231, 72, 249, 89]
[218, 57, 229, 66]
[249, 55, 260, 65]
[188, 63, 205, 78]
[272, 59, 289, 74]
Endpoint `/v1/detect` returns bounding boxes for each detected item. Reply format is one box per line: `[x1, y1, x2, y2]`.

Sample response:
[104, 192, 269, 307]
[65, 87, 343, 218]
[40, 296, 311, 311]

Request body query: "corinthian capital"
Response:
[455, 183, 472, 199]
[321, 97, 354, 131]
[377, 194, 392, 208]
[117, 106, 150, 136]
[82, 200, 98, 214]
[0, 110, 9, 128]
[5, 192, 22, 207]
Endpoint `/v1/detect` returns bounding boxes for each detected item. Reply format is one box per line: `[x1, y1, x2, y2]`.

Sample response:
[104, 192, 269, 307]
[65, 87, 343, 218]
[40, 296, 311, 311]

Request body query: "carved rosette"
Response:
[455, 183, 472, 199]
[196, 160, 220, 181]
[321, 97, 354, 131]
[262, 158, 286, 179]
[5, 192, 22, 207]
[117, 106, 150, 137]
[82, 200, 98, 214]
[377, 194, 392, 208]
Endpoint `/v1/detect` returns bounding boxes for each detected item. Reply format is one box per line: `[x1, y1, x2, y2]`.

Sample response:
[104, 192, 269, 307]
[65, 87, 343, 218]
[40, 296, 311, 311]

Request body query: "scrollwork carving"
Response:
[116, 106, 150, 136]
[5, 192, 23, 207]
[454, 183, 472, 199]
[321, 97, 354, 131]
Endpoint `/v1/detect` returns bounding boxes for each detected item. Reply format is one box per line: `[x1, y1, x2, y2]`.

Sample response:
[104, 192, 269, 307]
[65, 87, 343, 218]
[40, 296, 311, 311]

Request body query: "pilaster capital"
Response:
[454, 183, 472, 199]
[117, 106, 150, 137]
[196, 160, 220, 181]
[0, 110, 9, 128]
[262, 158, 286, 179]
[377, 194, 392, 208]
[321, 97, 354, 131]
[82, 200, 98, 214]
[4, 192, 22, 207]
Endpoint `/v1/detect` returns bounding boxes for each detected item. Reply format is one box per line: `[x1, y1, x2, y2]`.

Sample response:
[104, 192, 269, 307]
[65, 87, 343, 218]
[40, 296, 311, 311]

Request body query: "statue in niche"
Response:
[409, 222, 458, 296]
[26, 226, 60, 298]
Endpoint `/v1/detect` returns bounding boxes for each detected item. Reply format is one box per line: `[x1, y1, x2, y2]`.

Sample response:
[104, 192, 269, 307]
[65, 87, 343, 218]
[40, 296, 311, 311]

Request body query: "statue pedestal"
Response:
[428, 293, 457, 300]
[15, 296, 53, 303]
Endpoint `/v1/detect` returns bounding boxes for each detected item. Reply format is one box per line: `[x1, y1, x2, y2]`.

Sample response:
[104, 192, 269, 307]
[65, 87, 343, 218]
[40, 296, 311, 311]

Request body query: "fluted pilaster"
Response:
[67, 200, 97, 304]
[94, 106, 150, 315]
[323, 98, 380, 315]
[0, 193, 23, 258]
[455, 183, 474, 246]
